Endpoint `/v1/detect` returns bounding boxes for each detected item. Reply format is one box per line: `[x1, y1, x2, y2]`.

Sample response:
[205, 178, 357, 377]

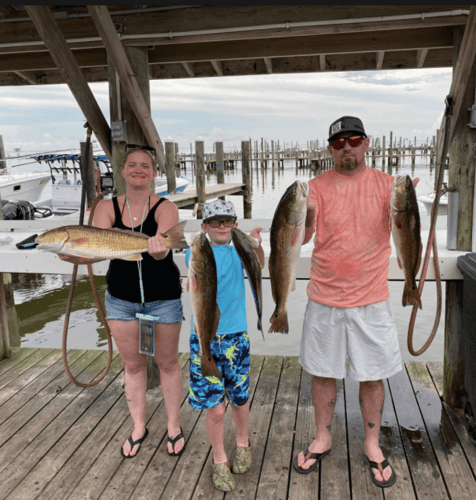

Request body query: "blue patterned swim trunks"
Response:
[189, 331, 250, 409]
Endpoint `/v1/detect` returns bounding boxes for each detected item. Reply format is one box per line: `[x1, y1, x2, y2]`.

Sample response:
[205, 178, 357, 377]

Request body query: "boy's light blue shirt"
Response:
[186, 242, 247, 334]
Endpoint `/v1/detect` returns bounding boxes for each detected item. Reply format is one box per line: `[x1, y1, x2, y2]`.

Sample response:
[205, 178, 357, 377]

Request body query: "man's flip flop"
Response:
[293, 447, 331, 474]
[167, 427, 186, 457]
[120, 428, 149, 459]
[368, 458, 396, 488]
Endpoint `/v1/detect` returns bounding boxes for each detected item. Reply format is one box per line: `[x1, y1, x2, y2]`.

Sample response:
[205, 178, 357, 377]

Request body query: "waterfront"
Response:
[11, 157, 447, 363]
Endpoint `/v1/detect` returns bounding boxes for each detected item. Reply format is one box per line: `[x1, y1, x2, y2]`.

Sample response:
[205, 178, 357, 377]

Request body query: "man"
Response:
[294, 116, 414, 488]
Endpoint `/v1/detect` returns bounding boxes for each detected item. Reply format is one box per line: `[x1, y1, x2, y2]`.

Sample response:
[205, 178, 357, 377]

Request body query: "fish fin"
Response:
[232, 227, 259, 249]
[290, 225, 302, 247]
[257, 319, 265, 340]
[268, 308, 289, 334]
[402, 284, 422, 309]
[397, 256, 403, 270]
[213, 304, 221, 333]
[416, 240, 423, 275]
[200, 351, 222, 380]
[163, 221, 189, 249]
[122, 253, 143, 261]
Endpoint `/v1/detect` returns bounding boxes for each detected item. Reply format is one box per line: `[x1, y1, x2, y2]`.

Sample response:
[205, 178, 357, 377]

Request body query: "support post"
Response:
[165, 142, 176, 195]
[0, 273, 12, 359]
[0, 135, 6, 171]
[80, 141, 97, 209]
[195, 141, 205, 219]
[241, 141, 252, 219]
[443, 24, 476, 407]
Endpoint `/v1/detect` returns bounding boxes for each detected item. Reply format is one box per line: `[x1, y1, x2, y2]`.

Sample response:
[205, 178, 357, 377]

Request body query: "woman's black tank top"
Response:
[105, 197, 182, 302]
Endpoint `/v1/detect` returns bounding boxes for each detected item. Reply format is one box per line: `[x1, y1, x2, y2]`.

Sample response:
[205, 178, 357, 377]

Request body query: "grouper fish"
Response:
[268, 180, 309, 333]
[391, 175, 423, 309]
[231, 227, 264, 340]
[188, 232, 222, 380]
[35, 221, 189, 260]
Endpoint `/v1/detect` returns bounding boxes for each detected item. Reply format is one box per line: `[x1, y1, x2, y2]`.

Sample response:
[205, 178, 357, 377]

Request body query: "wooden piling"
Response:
[165, 142, 176, 195]
[0, 135, 6, 171]
[195, 141, 205, 219]
[382, 136, 386, 169]
[241, 141, 252, 218]
[0, 273, 12, 359]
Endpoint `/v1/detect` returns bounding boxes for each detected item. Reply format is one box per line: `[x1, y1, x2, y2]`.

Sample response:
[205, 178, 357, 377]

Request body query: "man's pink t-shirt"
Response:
[306, 166, 394, 308]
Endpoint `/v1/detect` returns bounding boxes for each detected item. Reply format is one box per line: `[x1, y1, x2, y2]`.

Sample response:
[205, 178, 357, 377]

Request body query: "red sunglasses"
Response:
[330, 135, 364, 150]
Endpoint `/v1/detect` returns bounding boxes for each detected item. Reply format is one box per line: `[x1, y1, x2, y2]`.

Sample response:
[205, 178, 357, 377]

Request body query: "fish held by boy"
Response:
[35, 221, 189, 261]
[188, 232, 222, 380]
[268, 180, 309, 333]
[231, 227, 264, 340]
[390, 174, 423, 309]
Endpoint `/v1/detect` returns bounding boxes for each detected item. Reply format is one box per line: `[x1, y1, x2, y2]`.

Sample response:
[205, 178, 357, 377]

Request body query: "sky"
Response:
[0, 67, 453, 157]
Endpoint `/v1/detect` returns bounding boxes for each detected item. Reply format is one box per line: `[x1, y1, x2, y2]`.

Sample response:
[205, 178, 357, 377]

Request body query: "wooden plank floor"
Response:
[0, 349, 475, 500]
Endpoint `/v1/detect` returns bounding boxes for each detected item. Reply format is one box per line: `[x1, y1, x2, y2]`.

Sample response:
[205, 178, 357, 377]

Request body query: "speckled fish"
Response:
[391, 175, 422, 309]
[188, 232, 222, 380]
[35, 221, 188, 260]
[231, 227, 264, 340]
[269, 180, 309, 333]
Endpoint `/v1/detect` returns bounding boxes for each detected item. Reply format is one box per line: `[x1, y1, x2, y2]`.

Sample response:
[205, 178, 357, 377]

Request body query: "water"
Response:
[12, 157, 447, 363]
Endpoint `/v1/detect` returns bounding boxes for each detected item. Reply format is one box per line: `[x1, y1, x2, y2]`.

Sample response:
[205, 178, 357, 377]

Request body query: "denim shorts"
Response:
[105, 290, 184, 323]
[189, 331, 250, 409]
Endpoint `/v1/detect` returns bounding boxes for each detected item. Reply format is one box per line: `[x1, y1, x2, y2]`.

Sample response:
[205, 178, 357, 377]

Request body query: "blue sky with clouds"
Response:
[0, 67, 452, 155]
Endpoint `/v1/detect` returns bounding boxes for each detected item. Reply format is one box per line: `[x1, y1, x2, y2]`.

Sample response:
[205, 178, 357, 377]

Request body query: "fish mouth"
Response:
[295, 181, 309, 197]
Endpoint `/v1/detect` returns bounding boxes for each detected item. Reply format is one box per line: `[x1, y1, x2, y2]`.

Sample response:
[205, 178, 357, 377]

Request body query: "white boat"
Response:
[155, 176, 190, 196]
[0, 171, 51, 203]
[418, 192, 448, 216]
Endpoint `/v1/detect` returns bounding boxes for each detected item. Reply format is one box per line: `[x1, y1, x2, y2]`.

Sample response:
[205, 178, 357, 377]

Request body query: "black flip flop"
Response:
[167, 427, 186, 456]
[293, 447, 331, 474]
[368, 458, 396, 488]
[120, 428, 149, 459]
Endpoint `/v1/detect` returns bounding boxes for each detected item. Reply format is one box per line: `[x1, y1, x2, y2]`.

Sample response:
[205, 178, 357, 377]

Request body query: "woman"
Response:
[59, 145, 185, 458]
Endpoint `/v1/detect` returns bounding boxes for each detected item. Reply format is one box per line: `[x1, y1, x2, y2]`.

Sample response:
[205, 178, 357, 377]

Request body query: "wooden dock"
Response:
[0, 348, 475, 500]
[166, 183, 245, 209]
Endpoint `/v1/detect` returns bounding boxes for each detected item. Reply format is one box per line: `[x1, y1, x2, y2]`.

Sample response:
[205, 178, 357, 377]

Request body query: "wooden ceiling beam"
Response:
[87, 5, 165, 172]
[13, 71, 36, 84]
[417, 48, 429, 68]
[264, 58, 272, 74]
[319, 55, 326, 71]
[147, 27, 453, 64]
[210, 60, 223, 76]
[182, 62, 195, 78]
[0, 5, 468, 51]
[24, 5, 111, 158]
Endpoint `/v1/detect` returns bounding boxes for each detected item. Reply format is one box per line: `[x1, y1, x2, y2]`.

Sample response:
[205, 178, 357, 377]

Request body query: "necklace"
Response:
[125, 196, 150, 307]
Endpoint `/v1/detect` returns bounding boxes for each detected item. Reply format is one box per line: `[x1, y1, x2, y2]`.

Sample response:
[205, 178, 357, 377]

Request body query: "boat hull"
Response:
[0, 172, 51, 203]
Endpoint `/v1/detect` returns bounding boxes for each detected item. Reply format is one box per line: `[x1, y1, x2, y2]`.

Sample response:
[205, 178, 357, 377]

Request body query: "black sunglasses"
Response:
[207, 219, 236, 228]
[124, 144, 157, 158]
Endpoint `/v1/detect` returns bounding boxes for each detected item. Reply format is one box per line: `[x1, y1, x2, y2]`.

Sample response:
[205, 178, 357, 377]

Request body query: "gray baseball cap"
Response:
[328, 116, 367, 142]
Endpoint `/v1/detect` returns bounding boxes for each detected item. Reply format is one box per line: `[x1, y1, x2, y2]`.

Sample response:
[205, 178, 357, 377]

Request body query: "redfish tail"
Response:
[201, 353, 222, 380]
[163, 221, 189, 250]
[402, 284, 422, 309]
[268, 308, 289, 334]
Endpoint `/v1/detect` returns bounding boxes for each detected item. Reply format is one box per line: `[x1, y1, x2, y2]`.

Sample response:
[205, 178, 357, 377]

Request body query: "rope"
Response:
[406, 96, 453, 356]
[61, 126, 113, 387]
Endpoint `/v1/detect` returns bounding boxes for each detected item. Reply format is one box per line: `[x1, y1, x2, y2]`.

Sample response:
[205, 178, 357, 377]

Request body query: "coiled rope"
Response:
[407, 96, 453, 356]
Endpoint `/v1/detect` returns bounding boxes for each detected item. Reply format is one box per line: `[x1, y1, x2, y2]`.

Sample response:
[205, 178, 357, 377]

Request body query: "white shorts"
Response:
[299, 299, 402, 382]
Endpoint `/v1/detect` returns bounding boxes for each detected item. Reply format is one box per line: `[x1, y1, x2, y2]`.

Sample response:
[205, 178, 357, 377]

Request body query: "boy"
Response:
[185, 199, 264, 492]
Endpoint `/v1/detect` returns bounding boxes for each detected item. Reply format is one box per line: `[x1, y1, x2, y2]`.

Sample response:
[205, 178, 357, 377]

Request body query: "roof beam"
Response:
[182, 62, 194, 77]
[319, 54, 326, 71]
[210, 60, 223, 76]
[13, 70, 36, 84]
[417, 48, 429, 67]
[376, 51, 385, 69]
[264, 57, 273, 74]
[87, 5, 165, 172]
[24, 5, 111, 158]
[0, 6, 468, 52]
